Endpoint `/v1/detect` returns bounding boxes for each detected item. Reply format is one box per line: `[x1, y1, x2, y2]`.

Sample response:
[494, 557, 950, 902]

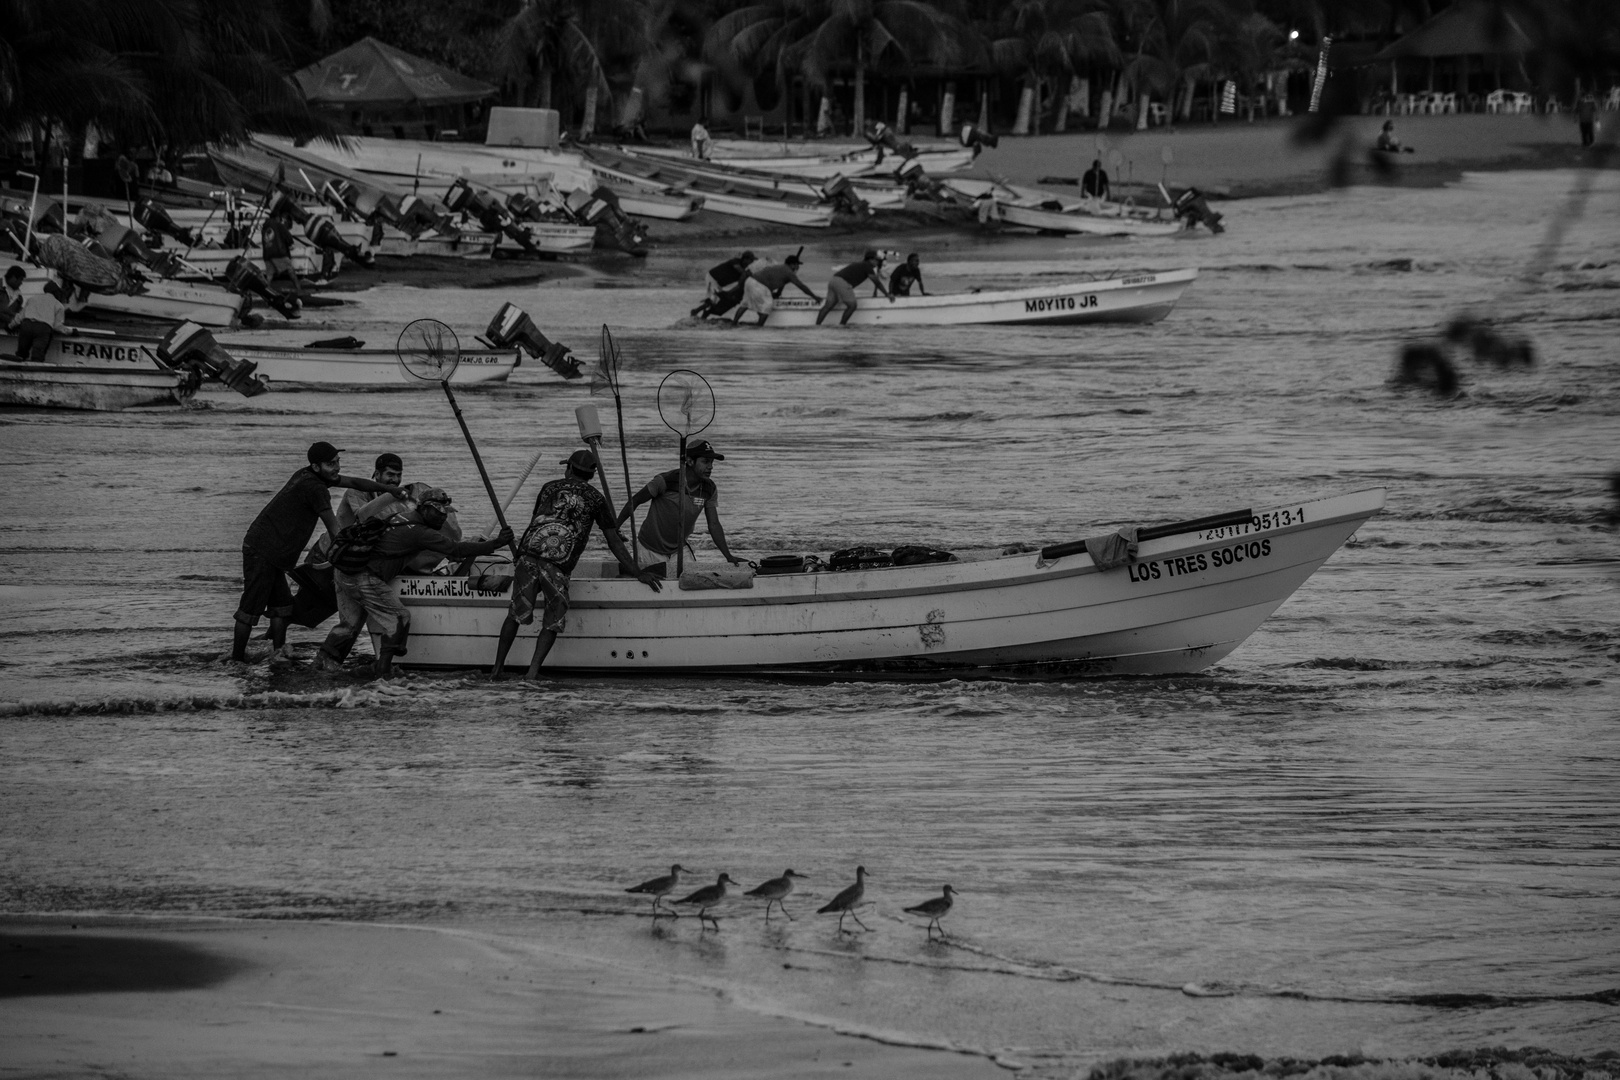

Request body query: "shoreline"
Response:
[5, 916, 1614, 1079]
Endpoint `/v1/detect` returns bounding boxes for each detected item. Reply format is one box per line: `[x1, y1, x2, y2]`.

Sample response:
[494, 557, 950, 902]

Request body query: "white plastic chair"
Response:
[1485, 89, 1507, 113]
[1605, 87, 1620, 111]
[1147, 102, 1169, 126]
[1511, 91, 1534, 114]
[1439, 92, 1457, 113]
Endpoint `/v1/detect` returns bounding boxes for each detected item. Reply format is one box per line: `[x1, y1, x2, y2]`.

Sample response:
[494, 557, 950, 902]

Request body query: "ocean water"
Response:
[2, 170, 1617, 1072]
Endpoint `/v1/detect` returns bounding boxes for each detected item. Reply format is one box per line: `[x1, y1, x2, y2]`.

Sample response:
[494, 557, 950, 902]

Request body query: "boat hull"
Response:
[3, 259, 247, 328]
[397, 489, 1384, 678]
[998, 203, 1186, 237]
[758, 270, 1196, 327]
[0, 361, 187, 410]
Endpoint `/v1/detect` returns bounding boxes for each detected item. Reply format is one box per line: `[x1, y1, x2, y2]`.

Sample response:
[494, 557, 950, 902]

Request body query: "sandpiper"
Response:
[744, 869, 804, 921]
[903, 884, 957, 939]
[817, 866, 871, 933]
[625, 864, 689, 917]
[673, 873, 737, 930]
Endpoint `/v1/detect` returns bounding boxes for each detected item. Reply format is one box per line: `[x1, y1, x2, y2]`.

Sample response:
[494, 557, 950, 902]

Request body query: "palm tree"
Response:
[986, 0, 1116, 133]
[493, 0, 649, 134]
[780, 0, 970, 136]
[1118, 0, 1229, 127]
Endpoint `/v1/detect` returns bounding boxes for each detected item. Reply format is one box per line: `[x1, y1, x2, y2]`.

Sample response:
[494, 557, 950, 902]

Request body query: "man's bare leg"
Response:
[231, 619, 253, 662]
[524, 629, 559, 680]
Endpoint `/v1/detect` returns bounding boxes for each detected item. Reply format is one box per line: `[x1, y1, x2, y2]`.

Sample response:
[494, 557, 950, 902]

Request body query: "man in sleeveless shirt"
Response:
[616, 440, 744, 575]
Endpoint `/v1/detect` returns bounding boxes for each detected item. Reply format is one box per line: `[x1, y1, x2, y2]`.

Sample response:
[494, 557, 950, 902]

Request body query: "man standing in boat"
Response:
[616, 440, 744, 576]
[888, 253, 927, 297]
[317, 488, 511, 678]
[233, 442, 409, 665]
[816, 250, 889, 326]
[731, 251, 820, 326]
[1081, 158, 1110, 201]
[492, 450, 661, 679]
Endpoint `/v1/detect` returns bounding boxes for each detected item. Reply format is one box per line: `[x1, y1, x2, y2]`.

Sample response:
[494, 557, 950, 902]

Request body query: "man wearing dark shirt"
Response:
[233, 441, 408, 663]
[816, 250, 889, 326]
[1081, 159, 1110, 200]
[1576, 93, 1597, 149]
[493, 450, 661, 679]
[732, 252, 820, 326]
[888, 253, 926, 297]
[692, 250, 755, 319]
[317, 488, 511, 677]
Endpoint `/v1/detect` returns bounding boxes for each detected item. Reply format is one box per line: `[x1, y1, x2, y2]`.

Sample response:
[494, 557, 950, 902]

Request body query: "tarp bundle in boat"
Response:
[33, 235, 143, 294]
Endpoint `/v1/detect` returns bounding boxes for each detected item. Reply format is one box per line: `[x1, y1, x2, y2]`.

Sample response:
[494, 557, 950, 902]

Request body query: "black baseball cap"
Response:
[685, 440, 724, 460]
[307, 441, 343, 464]
[561, 449, 598, 474]
[375, 452, 402, 472]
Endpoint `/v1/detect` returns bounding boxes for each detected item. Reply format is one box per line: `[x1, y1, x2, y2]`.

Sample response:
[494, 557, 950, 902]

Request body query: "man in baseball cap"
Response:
[732, 250, 820, 327]
[615, 439, 742, 578]
[234, 443, 409, 664]
[492, 447, 661, 679]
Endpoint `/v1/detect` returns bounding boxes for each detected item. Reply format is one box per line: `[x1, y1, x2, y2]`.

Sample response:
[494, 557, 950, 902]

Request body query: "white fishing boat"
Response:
[217, 340, 519, 386]
[997, 202, 1188, 238]
[756, 269, 1197, 327]
[3, 259, 248, 328]
[396, 488, 1385, 678]
[645, 140, 976, 178]
[582, 147, 835, 227]
[0, 358, 192, 410]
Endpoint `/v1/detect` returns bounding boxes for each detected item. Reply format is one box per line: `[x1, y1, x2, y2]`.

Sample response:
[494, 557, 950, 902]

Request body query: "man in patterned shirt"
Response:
[492, 449, 661, 679]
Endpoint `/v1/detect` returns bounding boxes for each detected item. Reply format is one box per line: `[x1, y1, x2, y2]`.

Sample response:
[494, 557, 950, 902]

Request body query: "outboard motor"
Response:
[92, 222, 185, 278]
[819, 175, 872, 217]
[396, 193, 457, 238]
[156, 321, 268, 397]
[133, 200, 199, 247]
[484, 302, 581, 379]
[223, 255, 300, 320]
[895, 158, 946, 201]
[958, 123, 1000, 158]
[1172, 187, 1224, 233]
[445, 178, 538, 254]
[566, 187, 648, 257]
[864, 121, 918, 164]
[303, 211, 375, 268]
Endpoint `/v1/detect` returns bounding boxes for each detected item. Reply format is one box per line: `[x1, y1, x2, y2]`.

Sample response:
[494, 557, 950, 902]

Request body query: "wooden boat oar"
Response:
[1039, 508, 1254, 562]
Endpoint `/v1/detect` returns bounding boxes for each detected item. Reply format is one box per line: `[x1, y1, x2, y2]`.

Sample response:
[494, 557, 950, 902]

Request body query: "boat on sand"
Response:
[396, 488, 1384, 678]
[0, 357, 194, 410]
[754, 269, 1197, 327]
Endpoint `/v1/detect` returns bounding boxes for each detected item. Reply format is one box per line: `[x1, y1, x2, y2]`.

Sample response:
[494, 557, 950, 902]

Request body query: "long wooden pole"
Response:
[676, 436, 688, 578]
[439, 381, 516, 556]
[612, 393, 638, 560]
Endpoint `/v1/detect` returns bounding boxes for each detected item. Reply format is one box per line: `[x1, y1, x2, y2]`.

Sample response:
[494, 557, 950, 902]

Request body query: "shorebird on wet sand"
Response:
[745, 869, 805, 921]
[817, 866, 871, 933]
[625, 864, 689, 917]
[903, 885, 957, 939]
[673, 873, 737, 930]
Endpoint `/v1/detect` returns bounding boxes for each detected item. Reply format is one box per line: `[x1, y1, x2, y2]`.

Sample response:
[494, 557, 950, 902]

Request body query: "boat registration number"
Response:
[1196, 507, 1307, 541]
[1120, 274, 1158, 285]
[1024, 294, 1098, 313]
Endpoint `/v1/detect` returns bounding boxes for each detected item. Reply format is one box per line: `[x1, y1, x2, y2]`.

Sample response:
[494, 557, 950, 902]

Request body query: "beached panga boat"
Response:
[996, 202, 1188, 238]
[10, 325, 520, 387]
[581, 147, 835, 227]
[397, 488, 1385, 677]
[756, 269, 1197, 327]
[1, 258, 249, 328]
[0, 357, 193, 410]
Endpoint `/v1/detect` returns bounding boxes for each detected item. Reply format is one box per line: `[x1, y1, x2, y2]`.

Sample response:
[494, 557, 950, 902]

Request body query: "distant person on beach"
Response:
[691, 122, 712, 160]
[7, 280, 80, 362]
[1376, 120, 1415, 154]
[888, 253, 927, 297]
[816, 250, 889, 326]
[2, 266, 25, 323]
[1576, 92, 1598, 148]
[733, 251, 820, 326]
[317, 488, 510, 678]
[234, 442, 409, 665]
[692, 250, 754, 319]
[1081, 158, 1111, 200]
[261, 204, 303, 294]
[492, 450, 659, 678]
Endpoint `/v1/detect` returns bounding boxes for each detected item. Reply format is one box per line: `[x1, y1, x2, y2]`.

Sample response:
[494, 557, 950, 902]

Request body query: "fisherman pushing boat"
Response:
[232, 441, 409, 665]
[816, 250, 889, 326]
[616, 440, 744, 576]
[492, 449, 661, 679]
[731, 250, 820, 326]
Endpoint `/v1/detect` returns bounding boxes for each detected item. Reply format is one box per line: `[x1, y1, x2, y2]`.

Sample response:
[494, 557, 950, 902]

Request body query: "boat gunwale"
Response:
[768, 269, 1198, 313]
